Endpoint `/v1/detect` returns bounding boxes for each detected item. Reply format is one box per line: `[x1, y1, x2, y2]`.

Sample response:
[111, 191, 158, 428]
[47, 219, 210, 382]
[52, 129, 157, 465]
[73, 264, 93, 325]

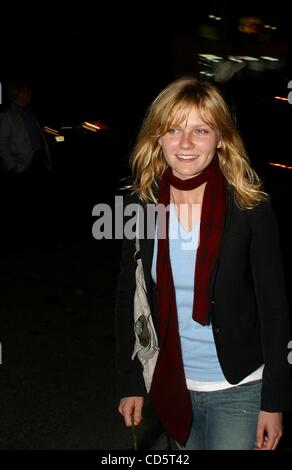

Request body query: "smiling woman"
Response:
[115, 76, 291, 450]
[158, 108, 222, 181]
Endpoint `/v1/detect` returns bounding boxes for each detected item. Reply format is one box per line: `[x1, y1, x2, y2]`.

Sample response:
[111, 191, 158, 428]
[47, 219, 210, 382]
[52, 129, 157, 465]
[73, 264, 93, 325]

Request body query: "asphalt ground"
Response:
[0, 162, 171, 451]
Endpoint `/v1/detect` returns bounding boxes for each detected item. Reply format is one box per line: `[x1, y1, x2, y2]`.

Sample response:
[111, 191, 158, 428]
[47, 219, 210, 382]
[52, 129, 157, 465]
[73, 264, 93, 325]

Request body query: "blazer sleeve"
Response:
[249, 199, 291, 411]
[115, 193, 146, 399]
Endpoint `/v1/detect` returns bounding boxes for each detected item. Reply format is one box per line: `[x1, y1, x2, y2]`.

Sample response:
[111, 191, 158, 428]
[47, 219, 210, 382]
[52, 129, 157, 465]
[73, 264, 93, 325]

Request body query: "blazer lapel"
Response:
[209, 187, 233, 297]
[139, 204, 155, 300]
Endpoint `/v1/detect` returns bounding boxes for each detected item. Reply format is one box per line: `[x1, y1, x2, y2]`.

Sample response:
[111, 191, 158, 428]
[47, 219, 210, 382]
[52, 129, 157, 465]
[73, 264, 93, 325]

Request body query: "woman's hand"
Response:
[254, 411, 283, 450]
[118, 397, 144, 427]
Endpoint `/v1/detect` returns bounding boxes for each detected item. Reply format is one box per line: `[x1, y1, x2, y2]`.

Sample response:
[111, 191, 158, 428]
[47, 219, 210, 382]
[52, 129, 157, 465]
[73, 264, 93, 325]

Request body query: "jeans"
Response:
[177, 379, 262, 450]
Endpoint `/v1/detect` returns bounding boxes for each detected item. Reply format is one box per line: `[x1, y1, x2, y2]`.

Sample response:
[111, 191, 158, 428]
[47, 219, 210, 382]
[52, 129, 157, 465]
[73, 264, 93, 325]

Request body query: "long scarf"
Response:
[149, 156, 227, 445]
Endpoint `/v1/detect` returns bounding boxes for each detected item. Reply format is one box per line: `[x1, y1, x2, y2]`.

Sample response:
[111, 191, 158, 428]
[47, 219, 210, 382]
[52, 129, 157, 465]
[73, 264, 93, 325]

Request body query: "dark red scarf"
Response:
[149, 156, 227, 445]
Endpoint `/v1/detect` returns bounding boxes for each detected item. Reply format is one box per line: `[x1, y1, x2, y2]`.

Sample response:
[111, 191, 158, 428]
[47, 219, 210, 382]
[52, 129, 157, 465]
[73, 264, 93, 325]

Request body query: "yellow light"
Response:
[43, 126, 59, 135]
[268, 163, 292, 170]
[81, 121, 101, 132]
[274, 96, 288, 102]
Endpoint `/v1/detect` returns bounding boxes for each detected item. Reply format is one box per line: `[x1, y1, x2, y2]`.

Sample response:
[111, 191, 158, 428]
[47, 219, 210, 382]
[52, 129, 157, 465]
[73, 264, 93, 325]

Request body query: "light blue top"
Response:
[151, 203, 227, 382]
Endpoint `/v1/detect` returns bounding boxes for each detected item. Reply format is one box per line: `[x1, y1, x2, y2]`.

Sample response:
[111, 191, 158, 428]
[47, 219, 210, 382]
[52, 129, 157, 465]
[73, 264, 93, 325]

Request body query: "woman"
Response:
[115, 77, 291, 450]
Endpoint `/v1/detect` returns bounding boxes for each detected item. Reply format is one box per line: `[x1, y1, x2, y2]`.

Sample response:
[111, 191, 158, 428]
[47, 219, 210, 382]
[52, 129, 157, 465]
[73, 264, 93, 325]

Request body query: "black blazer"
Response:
[115, 189, 291, 411]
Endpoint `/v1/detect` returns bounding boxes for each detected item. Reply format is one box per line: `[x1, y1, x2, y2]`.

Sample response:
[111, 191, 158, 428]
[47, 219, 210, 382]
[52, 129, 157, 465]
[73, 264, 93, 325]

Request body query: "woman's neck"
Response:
[170, 182, 207, 206]
[170, 184, 205, 232]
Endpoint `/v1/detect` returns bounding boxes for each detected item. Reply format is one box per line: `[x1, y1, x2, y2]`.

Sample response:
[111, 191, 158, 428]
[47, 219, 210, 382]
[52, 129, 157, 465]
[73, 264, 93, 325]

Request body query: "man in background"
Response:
[0, 80, 52, 248]
[0, 79, 51, 173]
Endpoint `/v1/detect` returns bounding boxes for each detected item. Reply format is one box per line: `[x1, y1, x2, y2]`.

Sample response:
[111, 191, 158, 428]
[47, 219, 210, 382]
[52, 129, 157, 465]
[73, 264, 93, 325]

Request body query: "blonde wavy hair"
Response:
[127, 76, 268, 209]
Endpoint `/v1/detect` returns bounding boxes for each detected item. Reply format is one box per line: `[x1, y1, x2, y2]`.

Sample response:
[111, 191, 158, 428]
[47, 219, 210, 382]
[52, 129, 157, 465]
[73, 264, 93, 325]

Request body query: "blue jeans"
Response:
[176, 379, 262, 450]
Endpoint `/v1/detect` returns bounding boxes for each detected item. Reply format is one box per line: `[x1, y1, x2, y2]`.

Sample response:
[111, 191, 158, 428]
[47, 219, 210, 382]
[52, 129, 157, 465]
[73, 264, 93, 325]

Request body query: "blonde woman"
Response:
[115, 77, 291, 450]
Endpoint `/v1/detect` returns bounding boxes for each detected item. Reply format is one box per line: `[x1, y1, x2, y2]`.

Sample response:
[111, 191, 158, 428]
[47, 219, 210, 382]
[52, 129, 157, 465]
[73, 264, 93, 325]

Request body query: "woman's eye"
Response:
[196, 128, 208, 135]
[168, 128, 179, 134]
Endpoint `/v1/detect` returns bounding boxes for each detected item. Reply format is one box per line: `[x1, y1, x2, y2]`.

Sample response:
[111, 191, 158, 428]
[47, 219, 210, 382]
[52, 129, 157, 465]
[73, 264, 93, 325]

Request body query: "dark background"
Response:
[0, 0, 292, 453]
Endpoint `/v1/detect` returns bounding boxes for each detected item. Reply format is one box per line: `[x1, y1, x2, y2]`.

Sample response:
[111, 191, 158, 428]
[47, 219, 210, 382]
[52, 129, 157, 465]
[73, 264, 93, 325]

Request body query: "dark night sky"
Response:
[1, 0, 291, 129]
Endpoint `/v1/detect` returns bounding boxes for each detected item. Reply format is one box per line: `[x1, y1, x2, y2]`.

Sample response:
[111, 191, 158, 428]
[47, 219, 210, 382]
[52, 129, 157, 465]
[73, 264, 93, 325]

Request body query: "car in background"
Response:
[43, 117, 113, 146]
[41, 110, 124, 185]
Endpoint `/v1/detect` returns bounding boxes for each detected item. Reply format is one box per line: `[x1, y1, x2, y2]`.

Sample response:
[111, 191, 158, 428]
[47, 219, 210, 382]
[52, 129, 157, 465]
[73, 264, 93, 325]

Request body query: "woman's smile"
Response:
[159, 107, 222, 180]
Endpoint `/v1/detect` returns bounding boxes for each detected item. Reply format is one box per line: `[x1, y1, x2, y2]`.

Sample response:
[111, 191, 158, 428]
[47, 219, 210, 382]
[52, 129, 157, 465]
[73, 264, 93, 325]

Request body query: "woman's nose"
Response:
[180, 132, 194, 148]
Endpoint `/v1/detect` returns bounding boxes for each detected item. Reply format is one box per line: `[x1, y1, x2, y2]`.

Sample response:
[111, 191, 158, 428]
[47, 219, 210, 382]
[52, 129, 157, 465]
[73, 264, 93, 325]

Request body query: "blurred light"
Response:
[82, 121, 102, 132]
[264, 24, 277, 30]
[55, 135, 65, 142]
[274, 96, 289, 102]
[198, 53, 223, 62]
[43, 126, 59, 136]
[268, 163, 292, 170]
[260, 56, 279, 61]
[88, 120, 110, 130]
[208, 14, 222, 21]
[238, 16, 263, 34]
[228, 56, 245, 63]
[236, 56, 259, 61]
[199, 71, 214, 77]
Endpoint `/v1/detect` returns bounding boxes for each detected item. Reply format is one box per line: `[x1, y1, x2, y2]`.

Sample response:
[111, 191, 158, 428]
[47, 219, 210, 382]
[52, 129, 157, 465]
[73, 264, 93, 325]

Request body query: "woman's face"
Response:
[159, 107, 222, 180]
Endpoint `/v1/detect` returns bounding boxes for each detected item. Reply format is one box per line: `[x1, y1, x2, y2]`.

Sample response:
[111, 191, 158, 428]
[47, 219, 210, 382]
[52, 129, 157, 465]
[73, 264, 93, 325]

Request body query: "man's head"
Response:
[7, 80, 32, 108]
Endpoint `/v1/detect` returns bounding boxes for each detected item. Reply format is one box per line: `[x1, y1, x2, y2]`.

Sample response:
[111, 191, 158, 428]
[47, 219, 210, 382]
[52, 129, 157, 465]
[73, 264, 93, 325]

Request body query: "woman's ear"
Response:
[158, 137, 162, 145]
[217, 138, 222, 149]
